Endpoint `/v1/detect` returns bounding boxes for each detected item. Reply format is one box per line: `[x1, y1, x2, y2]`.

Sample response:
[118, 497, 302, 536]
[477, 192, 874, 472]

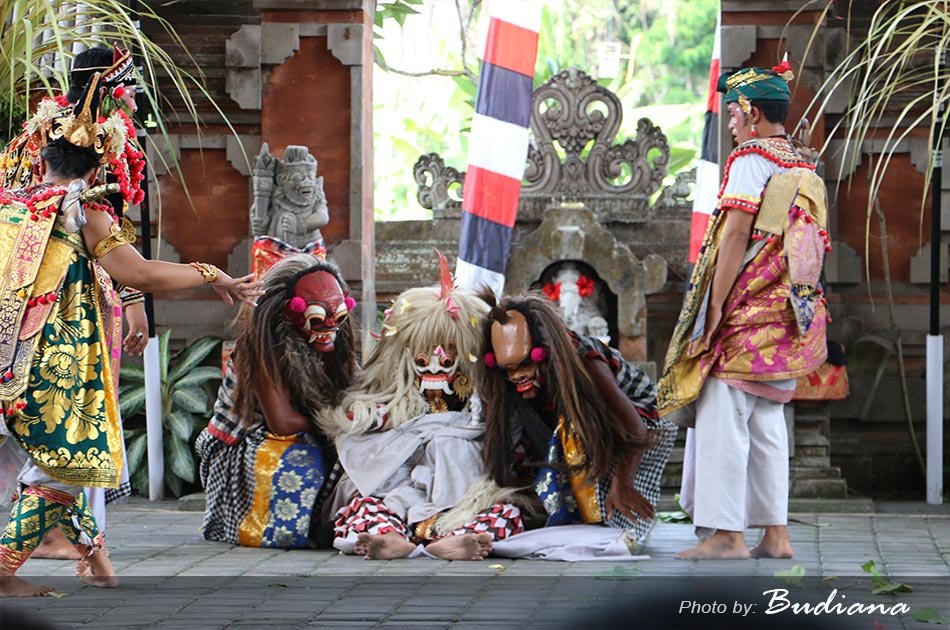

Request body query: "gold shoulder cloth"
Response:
[93, 217, 136, 259]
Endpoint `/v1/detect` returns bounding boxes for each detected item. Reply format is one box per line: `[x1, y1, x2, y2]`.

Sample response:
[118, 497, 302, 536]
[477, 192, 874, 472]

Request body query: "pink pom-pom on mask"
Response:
[530, 347, 547, 363]
[289, 296, 307, 313]
[484, 352, 497, 368]
[344, 295, 357, 311]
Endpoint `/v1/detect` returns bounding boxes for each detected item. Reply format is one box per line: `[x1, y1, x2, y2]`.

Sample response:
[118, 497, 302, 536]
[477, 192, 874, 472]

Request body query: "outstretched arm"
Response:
[82, 209, 261, 306]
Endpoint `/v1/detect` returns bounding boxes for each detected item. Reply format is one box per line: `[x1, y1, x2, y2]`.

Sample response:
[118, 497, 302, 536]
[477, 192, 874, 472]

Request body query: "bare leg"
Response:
[675, 530, 750, 560]
[358, 532, 417, 560]
[750, 525, 794, 559]
[32, 528, 82, 560]
[425, 533, 492, 561]
[75, 548, 118, 588]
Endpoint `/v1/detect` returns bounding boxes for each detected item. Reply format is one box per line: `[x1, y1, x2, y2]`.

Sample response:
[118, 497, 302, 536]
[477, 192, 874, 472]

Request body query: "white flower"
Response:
[273, 526, 296, 547]
[299, 487, 318, 507]
[285, 450, 313, 467]
[295, 516, 310, 535]
[278, 470, 303, 494]
[274, 498, 299, 521]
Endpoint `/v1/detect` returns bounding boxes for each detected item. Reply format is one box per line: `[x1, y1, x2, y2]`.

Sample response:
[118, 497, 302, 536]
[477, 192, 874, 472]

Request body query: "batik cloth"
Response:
[658, 137, 830, 419]
[0, 193, 123, 488]
[333, 494, 525, 544]
[533, 334, 677, 543]
[196, 361, 335, 548]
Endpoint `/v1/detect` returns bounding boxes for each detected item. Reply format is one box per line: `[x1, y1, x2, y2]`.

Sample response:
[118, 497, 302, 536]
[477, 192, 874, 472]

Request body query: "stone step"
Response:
[794, 432, 830, 447]
[793, 455, 831, 468]
[795, 445, 830, 458]
[791, 478, 848, 499]
[668, 446, 684, 464]
[790, 466, 842, 479]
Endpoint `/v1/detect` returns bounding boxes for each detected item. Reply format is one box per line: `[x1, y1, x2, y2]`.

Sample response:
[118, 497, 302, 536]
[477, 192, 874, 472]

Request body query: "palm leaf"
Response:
[794, 0, 950, 281]
[168, 337, 220, 385]
[159, 329, 170, 386]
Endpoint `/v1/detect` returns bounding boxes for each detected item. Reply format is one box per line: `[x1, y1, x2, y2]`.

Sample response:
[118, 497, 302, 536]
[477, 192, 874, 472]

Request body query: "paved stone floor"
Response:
[2, 499, 948, 629]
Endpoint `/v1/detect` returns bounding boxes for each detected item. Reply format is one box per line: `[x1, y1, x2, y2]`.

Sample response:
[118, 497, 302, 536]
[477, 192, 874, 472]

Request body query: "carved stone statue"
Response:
[544, 263, 609, 339]
[251, 143, 329, 248]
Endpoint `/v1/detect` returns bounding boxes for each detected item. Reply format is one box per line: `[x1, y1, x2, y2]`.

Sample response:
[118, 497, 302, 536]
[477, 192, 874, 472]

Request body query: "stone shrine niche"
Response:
[533, 261, 617, 345]
[505, 206, 666, 365]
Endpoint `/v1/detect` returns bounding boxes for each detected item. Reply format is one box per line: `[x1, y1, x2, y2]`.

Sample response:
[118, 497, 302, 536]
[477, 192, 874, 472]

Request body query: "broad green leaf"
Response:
[166, 436, 194, 484]
[119, 364, 145, 383]
[174, 366, 223, 389]
[159, 330, 171, 386]
[165, 409, 194, 442]
[125, 433, 147, 478]
[165, 467, 183, 497]
[168, 337, 221, 385]
[118, 384, 146, 419]
[172, 386, 210, 415]
[131, 465, 149, 496]
[913, 608, 950, 625]
[774, 564, 806, 588]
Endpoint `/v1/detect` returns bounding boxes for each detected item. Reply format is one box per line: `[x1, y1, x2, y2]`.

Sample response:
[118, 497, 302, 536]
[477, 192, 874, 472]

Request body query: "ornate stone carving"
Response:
[251, 143, 329, 248]
[413, 153, 464, 218]
[413, 67, 670, 224]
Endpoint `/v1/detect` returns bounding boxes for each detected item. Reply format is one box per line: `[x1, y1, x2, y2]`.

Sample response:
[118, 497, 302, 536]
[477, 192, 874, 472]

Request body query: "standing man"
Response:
[658, 60, 830, 560]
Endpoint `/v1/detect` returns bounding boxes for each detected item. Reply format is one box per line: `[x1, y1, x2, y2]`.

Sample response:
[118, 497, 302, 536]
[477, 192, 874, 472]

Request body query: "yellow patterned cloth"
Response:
[0, 196, 122, 487]
[658, 139, 829, 420]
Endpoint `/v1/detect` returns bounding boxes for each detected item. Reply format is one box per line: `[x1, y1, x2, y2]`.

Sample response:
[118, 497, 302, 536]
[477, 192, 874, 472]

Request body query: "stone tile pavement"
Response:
[2, 499, 948, 629]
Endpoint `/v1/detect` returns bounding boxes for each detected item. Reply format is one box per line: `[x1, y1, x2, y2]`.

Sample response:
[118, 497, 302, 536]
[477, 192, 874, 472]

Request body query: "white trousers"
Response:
[680, 377, 790, 535]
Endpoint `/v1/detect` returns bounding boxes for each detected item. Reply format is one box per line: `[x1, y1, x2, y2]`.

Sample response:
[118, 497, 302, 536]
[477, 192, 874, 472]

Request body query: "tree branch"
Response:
[382, 66, 477, 79]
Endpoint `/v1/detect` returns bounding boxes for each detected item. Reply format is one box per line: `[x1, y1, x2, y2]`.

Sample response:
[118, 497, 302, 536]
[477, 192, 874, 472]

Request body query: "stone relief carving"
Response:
[413, 67, 670, 223]
[251, 143, 329, 248]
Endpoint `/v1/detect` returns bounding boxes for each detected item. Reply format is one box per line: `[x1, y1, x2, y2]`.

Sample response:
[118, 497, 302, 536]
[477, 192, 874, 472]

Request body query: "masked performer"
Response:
[478, 293, 676, 552]
[0, 72, 260, 596]
[325, 255, 522, 561]
[196, 256, 357, 549]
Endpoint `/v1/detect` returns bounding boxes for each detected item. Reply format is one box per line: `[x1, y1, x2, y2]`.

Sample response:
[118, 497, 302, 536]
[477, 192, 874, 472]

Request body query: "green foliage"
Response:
[913, 608, 950, 625]
[120, 331, 222, 498]
[861, 560, 913, 595]
[774, 564, 806, 588]
[656, 492, 692, 523]
[373, 0, 718, 220]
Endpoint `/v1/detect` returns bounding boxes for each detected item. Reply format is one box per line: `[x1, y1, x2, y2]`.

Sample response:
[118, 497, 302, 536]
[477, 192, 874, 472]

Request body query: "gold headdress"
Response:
[25, 72, 126, 164]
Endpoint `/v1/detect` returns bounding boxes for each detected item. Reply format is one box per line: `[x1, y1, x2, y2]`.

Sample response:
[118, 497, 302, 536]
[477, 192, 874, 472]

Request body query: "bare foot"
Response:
[360, 533, 416, 560]
[32, 528, 81, 560]
[0, 575, 53, 597]
[425, 533, 491, 561]
[76, 549, 118, 588]
[675, 531, 750, 560]
[751, 525, 794, 559]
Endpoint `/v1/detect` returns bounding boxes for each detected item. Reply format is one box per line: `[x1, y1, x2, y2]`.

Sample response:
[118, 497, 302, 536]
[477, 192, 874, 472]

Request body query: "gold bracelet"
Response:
[92, 218, 136, 259]
[189, 262, 218, 284]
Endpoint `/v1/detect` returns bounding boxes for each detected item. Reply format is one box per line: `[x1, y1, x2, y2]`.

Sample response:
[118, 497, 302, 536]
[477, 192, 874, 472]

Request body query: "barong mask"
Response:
[286, 269, 351, 353]
[413, 344, 461, 400]
[490, 311, 544, 399]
